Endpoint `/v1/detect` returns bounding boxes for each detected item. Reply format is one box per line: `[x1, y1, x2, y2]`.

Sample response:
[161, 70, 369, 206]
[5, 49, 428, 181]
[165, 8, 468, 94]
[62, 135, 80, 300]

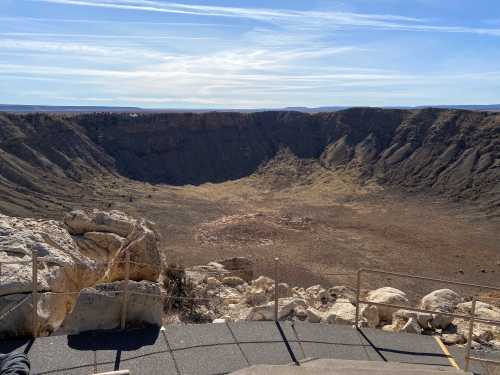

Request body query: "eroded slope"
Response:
[0, 108, 498, 219]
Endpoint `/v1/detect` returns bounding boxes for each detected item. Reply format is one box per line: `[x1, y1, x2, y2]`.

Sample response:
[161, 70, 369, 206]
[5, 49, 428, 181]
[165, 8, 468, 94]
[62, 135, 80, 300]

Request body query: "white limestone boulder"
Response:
[456, 301, 500, 321]
[365, 287, 408, 322]
[0, 214, 103, 337]
[246, 298, 307, 321]
[306, 307, 324, 323]
[419, 289, 461, 329]
[0, 210, 164, 338]
[64, 210, 162, 283]
[64, 209, 135, 237]
[305, 285, 330, 307]
[361, 305, 380, 328]
[454, 301, 500, 345]
[59, 280, 162, 334]
[324, 299, 357, 325]
[251, 276, 274, 291]
[245, 287, 268, 306]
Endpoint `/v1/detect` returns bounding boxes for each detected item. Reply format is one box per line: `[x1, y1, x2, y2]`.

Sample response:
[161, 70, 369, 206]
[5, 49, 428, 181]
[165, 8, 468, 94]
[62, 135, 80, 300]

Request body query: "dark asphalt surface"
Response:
[1, 322, 497, 375]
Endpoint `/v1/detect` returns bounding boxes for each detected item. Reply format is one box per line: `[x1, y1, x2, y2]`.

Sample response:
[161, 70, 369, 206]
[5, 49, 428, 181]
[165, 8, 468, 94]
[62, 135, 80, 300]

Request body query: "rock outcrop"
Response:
[0, 213, 103, 337]
[1, 109, 499, 218]
[64, 209, 161, 283]
[0, 210, 162, 338]
[181, 260, 499, 351]
[59, 281, 162, 334]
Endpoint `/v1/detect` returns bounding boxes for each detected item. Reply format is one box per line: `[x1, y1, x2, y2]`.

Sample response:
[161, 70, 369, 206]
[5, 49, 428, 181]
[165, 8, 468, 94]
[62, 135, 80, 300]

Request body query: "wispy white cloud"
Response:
[34, 0, 500, 36]
[0, 32, 215, 40]
[0, 15, 238, 27]
[0, 35, 362, 70]
[35, 0, 423, 23]
[3, 0, 498, 107]
[0, 38, 181, 60]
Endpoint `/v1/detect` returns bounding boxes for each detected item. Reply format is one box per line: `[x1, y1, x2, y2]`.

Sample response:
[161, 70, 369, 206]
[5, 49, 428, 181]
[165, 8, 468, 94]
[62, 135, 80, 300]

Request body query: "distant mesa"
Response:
[1, 103, 500, 113]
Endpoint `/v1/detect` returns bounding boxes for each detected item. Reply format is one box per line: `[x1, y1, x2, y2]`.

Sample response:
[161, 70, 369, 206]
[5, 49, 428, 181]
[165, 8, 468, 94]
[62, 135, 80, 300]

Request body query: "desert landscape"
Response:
[2, 1, 500, 373]
[1, 108, 498, 297]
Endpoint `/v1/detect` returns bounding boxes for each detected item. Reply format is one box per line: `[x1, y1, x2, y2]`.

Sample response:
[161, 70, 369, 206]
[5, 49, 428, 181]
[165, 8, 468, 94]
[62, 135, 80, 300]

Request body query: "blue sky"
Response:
[0, 0, 499, 108]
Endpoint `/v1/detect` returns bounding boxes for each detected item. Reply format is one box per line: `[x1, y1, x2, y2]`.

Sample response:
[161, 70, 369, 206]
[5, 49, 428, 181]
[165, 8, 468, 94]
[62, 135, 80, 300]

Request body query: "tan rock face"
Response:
[64, 209, 161, 283]
[0, 213, 105, 337]
[0, 210, 163, 338]
[64, 210, 135, 237]
[0, 214, 101, 296]
[75, 232, 124, 261]
[59, 281, 162, 334]
[105, 219, 161, 283]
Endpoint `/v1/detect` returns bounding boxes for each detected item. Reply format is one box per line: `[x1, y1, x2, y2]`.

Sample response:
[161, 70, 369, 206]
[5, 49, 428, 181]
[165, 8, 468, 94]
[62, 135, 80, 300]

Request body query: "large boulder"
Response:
[0, 214, 102, 337]
[306, 307, 324, 323]
[64, 209, 161, 283]
[324, 299, 357, 325]
[454, 301, 500, 344]
[419, 289, 461, 329]
[246, 298, 307, 321]
[365, 287, 408, 322]
[361, 305, 380, 328]
[0, 293, 74, 338]
[0, 214, 101, 297]
[0, 210, 163, 338]
[305, 285, 330, 307]
[456, 301, 500, 321]
[64, 210, 135, 237]
[59, 281, 162, 334]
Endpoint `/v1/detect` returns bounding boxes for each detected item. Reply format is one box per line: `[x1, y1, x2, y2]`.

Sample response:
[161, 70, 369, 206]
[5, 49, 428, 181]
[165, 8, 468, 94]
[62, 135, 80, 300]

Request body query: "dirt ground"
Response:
[40, 156, 498, 302]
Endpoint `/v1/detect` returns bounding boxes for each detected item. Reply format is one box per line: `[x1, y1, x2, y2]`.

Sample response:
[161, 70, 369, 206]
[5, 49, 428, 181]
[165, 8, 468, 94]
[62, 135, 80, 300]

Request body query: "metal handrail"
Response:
[464, 297, 500, 371]
[357, 268, 500, 292]
[356, 299, 500, 326]
[354, 268, 500, 372]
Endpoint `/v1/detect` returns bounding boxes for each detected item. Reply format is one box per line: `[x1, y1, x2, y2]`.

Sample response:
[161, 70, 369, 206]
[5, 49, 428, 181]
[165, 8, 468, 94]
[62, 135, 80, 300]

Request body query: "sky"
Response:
[0, 0, 499, 109]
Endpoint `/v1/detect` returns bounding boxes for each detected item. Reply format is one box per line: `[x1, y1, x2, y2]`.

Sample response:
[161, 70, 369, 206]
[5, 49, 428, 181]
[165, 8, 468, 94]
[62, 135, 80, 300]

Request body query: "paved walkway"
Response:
[1, 322, 497, 375]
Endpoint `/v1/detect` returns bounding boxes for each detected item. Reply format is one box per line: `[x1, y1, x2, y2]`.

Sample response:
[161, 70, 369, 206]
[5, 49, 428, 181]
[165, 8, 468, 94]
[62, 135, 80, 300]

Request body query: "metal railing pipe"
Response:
[355, 270, 362, 328]
[274, 257, 279, 322]
[464, 298, 476, 372]
[120, 249, 131, 329]
[31, 248, 38, 338]
[359, 268, 500, 293]
[356, 299, 499, 326]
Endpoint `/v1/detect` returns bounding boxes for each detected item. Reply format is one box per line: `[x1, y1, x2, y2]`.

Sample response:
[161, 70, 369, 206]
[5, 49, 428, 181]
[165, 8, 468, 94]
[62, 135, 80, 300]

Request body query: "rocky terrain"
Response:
[179, 258, 500, 352]
[0, 108, 499, 303]
[1, 210, 498, 353]
[0, 108, 498, 216]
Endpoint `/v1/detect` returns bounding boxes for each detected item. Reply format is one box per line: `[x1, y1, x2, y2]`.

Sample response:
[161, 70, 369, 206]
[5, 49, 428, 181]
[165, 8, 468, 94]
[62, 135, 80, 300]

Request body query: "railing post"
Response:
[31, 248, 38, 338]
[354, 270, 362, 328]
[464, 298, 477, 372]
[274, 257, 279, 322]
[120, 248, 131, 330]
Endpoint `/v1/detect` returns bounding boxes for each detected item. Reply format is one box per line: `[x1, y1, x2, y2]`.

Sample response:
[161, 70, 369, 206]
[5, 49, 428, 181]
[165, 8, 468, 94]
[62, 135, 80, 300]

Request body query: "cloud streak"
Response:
[35, 0, 500, 36]
[0, 32, 215, 40]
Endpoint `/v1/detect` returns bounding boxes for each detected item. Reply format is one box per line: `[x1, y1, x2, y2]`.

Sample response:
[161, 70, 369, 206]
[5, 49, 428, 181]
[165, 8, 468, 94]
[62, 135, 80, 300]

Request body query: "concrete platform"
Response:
[229, 359, 469, 375]
[0, 322, 493, 375]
